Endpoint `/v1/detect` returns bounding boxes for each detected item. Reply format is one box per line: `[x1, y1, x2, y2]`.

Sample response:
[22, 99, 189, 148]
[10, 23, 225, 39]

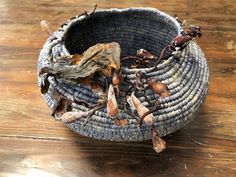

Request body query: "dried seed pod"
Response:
[61, 103, 105, 123]
[136, 49, 156, 60]
[127, 93, 153, 125]
[112, 71, 122, 86]
[185, 26, 202, 37]
[115, 119, 129, 127]
[148, 78, 171, 98]
[61, 111, 89, 123]
[172, 35, 193, 48]
[152, 128, 166, 153]
[107, 84, 119, 118]
[40, 20, 53, 35]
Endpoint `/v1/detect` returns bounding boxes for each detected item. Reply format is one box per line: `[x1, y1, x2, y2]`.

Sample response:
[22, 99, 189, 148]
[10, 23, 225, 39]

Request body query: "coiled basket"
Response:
[38, 7, 209, 141]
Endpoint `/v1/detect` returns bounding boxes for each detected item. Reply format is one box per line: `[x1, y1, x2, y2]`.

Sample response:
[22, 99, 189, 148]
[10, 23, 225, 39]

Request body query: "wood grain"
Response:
[0, 0, 235, 176]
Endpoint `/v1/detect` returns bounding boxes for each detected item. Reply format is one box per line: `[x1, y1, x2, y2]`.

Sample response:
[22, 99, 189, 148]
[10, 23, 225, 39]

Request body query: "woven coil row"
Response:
[38, 8, 209, 141]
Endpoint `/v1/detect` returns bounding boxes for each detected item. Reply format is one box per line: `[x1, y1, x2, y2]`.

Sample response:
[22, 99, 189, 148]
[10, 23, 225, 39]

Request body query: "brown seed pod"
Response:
[107, 84, 119, 118]
[115, 119, 129, 127]
[172, 35, 193, 48]
[127, 93, 153, 125]
[185, 26, 202, 37]
[61, 111, 89, 123]
[152, 128, 166, 153]
[148, 78, 171, 98]
[61, 103, 105, 123]
[136, 49, 156, 60]
[112, 71, 122, 86]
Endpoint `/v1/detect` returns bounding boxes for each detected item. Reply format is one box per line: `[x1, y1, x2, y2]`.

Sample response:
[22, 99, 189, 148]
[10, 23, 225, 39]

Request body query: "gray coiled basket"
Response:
[38, 7, 209, 141]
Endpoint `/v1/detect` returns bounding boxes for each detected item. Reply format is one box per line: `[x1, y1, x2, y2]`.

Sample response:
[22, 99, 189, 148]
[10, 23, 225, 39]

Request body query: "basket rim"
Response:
[55, 7, 182, 66]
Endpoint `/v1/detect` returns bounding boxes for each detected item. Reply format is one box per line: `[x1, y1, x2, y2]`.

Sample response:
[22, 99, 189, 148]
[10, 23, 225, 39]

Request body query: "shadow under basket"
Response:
[38, 8, 209, 141]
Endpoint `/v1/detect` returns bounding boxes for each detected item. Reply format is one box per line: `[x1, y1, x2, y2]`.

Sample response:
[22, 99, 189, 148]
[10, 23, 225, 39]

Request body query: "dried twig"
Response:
[81, 102, 106, 127]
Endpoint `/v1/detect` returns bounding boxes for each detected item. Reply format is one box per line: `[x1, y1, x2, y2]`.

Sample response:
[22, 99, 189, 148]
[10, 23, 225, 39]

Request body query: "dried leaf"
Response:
[115, 119, 129, 127]
[107, 84, 119, 118]
[39, 42, 121, 84]
[127, 93, 153, 125]
[152, 128, 166, 153]
[79, 42, 121, 77]
[148, 79, 171, 98]
[72, 54, 83, 64]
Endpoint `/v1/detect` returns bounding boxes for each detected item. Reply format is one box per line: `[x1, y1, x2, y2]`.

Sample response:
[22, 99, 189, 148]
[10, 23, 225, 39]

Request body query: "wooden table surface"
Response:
[0, 0, 235, 176]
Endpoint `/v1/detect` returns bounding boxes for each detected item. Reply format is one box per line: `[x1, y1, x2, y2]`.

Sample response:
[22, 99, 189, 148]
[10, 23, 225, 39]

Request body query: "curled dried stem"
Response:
[139, 100, 159, 126]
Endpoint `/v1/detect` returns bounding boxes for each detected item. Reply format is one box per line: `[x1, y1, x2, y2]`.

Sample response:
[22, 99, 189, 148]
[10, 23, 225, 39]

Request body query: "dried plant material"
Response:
[134, 71, 145, 91]
[122, 49, 158, 68]
[72, 54, 83, 64]
[52, 97, 71, 119]
[127, 93, 153, 125]
[174, 14, 183, 24]
[112, 71, 122, 95]
[40, 20, 53, 35]
[39, 75, 50, 94]
[112, 71, 122, 86]
[80, 42, 120, 77]
[115, 119, 129, 127]
[139, 100, 159, 126]
[61, 110, 92, 123]
[107, 84, 119, 118]
[185, 26, 202, 37]
[148, 78, 171, 98]
[61, 102, 105, 123]
[39, 42, 121, 86]
[152, 128, 166, 153]
[172, 35, 193, 48]
[136, 49, 157, 60]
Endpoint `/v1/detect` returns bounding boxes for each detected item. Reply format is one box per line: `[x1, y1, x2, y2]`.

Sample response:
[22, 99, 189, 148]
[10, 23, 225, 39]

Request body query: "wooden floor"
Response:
[0, 0, 235, 176]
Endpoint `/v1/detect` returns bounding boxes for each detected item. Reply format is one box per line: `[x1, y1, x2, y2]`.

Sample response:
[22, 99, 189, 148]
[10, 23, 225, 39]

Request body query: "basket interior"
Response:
[64, 9, 179, 57]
